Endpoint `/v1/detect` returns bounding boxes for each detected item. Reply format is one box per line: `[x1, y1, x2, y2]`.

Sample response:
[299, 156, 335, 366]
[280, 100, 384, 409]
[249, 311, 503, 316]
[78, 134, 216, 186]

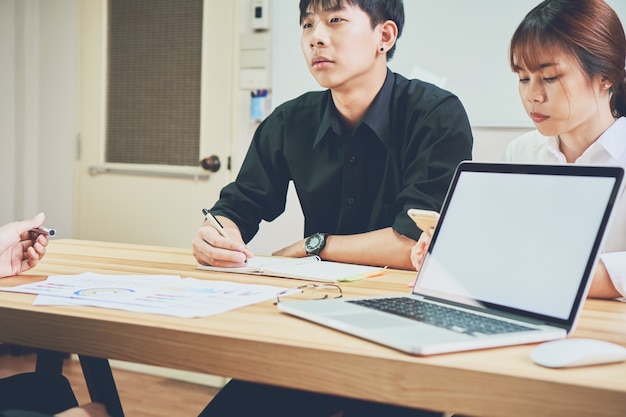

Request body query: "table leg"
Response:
[79, 355, 125, 417]
[35, 349, 65, 374]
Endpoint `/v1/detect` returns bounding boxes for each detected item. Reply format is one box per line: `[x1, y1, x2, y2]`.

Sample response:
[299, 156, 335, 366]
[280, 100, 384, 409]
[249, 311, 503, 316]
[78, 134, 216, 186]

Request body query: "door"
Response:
[76, 0, 238, 248]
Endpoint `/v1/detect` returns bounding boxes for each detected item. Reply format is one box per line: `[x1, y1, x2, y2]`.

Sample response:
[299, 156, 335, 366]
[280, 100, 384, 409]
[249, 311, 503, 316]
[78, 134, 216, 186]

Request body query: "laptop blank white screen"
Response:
[416, 171, 616, 320]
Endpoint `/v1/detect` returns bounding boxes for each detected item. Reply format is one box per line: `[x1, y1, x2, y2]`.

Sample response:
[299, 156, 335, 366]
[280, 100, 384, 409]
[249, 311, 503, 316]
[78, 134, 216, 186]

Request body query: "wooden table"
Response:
[1, 239, 625, 417]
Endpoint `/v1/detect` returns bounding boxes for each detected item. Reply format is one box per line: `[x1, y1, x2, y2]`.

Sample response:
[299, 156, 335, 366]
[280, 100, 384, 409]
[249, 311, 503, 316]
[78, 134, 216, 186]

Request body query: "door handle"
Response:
[200, 155, 221, 172]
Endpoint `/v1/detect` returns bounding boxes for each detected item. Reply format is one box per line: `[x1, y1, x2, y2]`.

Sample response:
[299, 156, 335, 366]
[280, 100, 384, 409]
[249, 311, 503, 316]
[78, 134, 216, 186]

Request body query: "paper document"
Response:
[1, 272, 289, 318]
[197, 256, 384, 282]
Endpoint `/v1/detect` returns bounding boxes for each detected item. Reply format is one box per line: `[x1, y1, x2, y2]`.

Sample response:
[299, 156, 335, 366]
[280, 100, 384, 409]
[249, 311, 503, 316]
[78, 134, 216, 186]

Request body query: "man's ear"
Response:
[379, 20, 398, 51]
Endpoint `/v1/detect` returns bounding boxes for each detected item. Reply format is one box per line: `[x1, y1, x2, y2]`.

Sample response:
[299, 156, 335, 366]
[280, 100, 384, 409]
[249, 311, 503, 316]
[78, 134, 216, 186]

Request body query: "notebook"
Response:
[277, 162, 624, 355]
[197, 255, 384, 282]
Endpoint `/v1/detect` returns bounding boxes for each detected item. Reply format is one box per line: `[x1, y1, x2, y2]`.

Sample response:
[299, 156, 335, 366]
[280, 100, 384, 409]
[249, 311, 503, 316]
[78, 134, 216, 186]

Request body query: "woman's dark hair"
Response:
[299, 0, 404, 60]
[509, 0, 626, 117]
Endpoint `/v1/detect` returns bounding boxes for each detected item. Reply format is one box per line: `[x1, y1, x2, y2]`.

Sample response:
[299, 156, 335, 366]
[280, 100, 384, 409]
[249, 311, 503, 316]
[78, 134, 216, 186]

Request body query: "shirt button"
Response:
[347, 198, 355, 205]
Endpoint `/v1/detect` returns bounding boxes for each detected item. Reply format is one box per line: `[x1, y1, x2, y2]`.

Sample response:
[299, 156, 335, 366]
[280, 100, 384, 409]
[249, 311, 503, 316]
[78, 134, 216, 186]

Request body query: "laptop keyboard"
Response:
[348, 297, 537, 336]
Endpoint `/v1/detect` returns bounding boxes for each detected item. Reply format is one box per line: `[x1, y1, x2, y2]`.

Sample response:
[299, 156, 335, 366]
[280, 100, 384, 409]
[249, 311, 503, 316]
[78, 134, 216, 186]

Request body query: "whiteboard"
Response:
[271, 0, 626, 127]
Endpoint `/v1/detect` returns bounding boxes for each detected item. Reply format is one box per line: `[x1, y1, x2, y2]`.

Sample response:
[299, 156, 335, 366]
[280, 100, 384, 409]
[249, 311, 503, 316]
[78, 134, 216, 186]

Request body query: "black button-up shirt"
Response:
[212, 69, 473, 243]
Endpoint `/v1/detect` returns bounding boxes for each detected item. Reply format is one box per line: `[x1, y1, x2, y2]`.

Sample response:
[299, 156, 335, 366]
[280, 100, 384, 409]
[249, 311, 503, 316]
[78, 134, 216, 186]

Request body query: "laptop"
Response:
[277, 162, 624, 355]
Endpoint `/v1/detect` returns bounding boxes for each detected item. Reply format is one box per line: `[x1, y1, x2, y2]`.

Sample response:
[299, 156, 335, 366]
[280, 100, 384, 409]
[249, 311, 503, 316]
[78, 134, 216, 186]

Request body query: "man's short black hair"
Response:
[299, 0, 404, 60]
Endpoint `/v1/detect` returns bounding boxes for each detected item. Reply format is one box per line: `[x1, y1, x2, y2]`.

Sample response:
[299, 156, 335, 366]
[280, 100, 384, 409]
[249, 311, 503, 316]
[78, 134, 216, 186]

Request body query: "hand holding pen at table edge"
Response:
[0, 212, 54, 277]
[192, 209, 254, 267]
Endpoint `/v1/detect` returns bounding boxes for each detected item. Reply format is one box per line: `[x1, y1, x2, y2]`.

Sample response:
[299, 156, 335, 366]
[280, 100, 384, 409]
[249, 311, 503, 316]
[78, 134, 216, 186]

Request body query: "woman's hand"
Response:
[410, 229, 433, 271]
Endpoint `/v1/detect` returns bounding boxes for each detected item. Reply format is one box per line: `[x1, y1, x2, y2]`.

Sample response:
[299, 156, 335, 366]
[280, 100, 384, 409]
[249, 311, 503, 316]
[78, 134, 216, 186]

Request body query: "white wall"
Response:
[1, 0, 76, 237]
[0, 0, 17, 222]
[270, 0, 626, 128]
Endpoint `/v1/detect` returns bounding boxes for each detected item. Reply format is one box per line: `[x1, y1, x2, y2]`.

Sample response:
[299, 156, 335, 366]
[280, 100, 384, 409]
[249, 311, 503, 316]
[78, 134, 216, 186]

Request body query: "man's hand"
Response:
[192, 216, 254, 267]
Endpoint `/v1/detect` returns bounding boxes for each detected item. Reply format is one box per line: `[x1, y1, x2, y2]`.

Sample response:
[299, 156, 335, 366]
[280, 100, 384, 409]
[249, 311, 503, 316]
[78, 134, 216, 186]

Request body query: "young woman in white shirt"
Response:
[412, 0, 626, 300]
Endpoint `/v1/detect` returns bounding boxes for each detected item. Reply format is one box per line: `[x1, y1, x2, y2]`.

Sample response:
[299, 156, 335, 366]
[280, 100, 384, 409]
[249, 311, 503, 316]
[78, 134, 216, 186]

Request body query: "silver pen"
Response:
[202, 209, 231, 240]
[30, 226, 56, 237]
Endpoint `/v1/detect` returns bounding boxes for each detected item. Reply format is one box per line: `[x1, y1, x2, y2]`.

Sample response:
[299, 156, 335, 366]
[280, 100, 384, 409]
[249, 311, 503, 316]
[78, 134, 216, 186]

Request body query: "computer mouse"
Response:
[531, 338, 626, 368]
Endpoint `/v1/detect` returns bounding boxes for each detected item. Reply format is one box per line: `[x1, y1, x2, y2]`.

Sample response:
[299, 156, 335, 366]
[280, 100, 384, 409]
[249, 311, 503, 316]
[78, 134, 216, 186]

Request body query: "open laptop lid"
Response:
[415, 162, 624, 331]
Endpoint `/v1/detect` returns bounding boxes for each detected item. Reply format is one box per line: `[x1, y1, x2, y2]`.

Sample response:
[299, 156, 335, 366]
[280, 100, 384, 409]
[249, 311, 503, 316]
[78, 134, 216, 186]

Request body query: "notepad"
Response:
[196, 256, 384, 282]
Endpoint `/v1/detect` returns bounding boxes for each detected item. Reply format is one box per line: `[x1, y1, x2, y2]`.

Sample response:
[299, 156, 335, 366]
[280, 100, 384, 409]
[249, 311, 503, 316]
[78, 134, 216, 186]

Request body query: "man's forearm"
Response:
[320, 228, 416, 270]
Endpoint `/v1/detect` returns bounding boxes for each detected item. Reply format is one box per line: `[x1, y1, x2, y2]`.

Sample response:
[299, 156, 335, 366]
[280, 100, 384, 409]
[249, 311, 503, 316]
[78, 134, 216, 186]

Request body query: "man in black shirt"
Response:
[192, 0, 472, 271]
[193, 0, 471, 416]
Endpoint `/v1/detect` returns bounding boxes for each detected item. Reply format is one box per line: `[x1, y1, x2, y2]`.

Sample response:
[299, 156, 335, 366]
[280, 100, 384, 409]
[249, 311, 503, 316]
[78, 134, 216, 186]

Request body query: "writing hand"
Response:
[192, 223, 253, 267]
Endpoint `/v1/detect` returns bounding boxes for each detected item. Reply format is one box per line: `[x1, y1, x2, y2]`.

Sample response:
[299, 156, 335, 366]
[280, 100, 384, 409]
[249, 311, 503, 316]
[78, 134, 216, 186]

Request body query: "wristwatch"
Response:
[305, 233, 328, 257]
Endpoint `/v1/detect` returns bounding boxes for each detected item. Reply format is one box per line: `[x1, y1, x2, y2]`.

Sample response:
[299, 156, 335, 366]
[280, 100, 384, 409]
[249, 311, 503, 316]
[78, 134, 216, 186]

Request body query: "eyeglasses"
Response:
[275, 283, 343, 304]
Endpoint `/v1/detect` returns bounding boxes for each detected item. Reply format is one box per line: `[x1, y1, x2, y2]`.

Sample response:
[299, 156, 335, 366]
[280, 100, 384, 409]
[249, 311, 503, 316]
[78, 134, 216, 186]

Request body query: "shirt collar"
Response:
[546, 117, 626, 163]
[594, 117, 626, 160]
[312, 69, 394, 149]
[545, 135, 565, 161]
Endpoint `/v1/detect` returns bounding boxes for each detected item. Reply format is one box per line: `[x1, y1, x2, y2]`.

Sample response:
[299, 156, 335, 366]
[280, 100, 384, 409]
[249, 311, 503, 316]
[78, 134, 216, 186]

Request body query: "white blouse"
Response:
[503, 117, 626, 300]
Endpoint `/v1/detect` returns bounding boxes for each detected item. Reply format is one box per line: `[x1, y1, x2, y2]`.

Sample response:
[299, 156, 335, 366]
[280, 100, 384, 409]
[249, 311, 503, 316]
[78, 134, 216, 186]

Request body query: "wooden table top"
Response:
[0, 239, 624, 417]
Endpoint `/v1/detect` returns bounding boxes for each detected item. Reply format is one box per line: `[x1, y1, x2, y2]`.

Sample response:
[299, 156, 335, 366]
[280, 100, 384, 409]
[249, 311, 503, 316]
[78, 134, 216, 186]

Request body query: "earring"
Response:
[380, 47, 384, 52]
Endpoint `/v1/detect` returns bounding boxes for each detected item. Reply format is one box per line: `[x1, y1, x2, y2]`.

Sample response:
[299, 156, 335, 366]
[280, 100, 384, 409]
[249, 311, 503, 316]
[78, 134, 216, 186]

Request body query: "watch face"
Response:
[306, 233, 325, 254]
[307, 235, 321, 249]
